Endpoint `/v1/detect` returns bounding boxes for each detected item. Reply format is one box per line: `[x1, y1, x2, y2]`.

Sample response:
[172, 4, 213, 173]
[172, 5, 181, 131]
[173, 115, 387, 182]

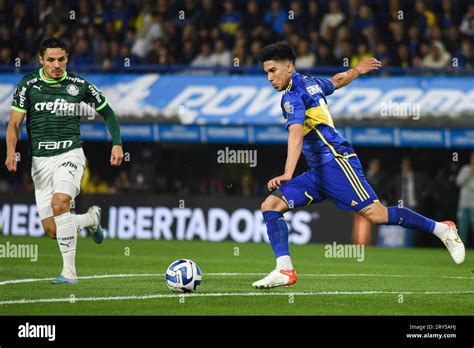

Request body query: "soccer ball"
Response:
[165, 259, 202, 293]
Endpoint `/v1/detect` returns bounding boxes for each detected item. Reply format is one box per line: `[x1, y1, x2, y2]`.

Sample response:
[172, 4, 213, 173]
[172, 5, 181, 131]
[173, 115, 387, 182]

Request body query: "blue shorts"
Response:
[279, 156, 378, 212]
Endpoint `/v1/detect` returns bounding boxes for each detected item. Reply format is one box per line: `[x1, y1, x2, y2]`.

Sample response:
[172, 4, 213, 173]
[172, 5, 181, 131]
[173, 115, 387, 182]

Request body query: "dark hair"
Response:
[39, 37, 68, 56]
[258, 41, 296, 64]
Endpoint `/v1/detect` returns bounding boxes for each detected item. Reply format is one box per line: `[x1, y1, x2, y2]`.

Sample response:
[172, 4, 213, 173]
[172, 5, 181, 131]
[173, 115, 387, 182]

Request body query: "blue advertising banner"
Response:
[1, 73, 473, 125]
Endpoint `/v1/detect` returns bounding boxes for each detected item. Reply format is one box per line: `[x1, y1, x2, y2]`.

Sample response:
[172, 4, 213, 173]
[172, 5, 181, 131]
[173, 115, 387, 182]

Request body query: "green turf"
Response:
[0, 235, 473, 315]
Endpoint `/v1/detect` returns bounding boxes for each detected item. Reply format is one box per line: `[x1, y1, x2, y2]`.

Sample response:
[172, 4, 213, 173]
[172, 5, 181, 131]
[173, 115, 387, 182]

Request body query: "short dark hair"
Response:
[258, 41, 296, 64]
[39, 37, 68, 57]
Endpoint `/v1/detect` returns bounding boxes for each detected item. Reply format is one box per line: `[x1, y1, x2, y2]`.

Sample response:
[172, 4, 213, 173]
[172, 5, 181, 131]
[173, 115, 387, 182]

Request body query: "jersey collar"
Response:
[39, 67, 68, 83]
[284, 76, 293, 93]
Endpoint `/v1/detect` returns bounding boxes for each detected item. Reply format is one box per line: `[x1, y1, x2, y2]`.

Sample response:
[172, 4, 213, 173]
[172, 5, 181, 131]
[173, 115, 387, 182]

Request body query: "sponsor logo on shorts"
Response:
[60, 161, 78, 170]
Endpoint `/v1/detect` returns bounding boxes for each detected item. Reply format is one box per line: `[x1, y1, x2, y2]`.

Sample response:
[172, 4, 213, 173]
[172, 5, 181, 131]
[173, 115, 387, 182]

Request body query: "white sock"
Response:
[72, 212, 95, 230]
[54, 212, 77, 279]
[276, 255, 293, 270]
[432, 222, 449, 241]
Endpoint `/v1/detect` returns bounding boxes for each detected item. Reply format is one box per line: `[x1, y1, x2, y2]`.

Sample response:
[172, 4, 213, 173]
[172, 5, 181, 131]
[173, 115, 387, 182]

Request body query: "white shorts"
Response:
[31, 147, 86, 220]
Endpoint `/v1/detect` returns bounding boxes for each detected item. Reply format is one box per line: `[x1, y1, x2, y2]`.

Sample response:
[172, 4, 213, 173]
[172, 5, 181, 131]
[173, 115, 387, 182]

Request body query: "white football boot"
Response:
[252, 269, 298, 289]
[441, 221, 465, 264]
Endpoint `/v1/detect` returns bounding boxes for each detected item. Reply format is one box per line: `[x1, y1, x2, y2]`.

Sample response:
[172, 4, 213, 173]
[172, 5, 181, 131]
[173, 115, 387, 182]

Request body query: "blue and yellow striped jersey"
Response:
[281, 72, 356, 169]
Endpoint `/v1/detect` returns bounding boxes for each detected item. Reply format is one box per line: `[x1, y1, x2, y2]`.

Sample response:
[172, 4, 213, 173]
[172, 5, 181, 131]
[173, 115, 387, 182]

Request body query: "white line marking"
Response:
[1, 290, 474, 306]
[0, 272, 473, 286]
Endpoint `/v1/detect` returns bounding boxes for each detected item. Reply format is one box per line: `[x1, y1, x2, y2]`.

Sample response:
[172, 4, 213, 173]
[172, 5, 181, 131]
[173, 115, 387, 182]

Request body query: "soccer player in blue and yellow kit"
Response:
[253, 42, 465, 288]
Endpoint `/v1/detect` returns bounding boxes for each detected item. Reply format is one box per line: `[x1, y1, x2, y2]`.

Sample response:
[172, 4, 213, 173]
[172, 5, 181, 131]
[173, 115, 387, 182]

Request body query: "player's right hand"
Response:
[5, 153, 17, 172]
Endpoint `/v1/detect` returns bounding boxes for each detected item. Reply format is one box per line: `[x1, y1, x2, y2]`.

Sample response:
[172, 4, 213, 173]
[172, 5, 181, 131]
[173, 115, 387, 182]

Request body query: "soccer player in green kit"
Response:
[5, 38, 124, 284]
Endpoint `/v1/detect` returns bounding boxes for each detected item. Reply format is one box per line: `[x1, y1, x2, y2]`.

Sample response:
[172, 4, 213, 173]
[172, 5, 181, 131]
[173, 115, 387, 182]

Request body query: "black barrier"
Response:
[0, 193, 353, 244]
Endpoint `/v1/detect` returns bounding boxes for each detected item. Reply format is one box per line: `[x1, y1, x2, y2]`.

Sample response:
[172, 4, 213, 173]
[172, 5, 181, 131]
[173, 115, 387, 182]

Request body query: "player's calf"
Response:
[358, 201, 388, 224]
[41, 217, 56, 239]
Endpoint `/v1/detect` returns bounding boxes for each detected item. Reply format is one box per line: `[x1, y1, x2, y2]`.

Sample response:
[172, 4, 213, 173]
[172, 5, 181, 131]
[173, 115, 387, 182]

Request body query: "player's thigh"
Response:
[319, 156, 378, 212]
[31, 156, 54, 220]
[52, 148, 86, 199]
[279, 170, 324, 210]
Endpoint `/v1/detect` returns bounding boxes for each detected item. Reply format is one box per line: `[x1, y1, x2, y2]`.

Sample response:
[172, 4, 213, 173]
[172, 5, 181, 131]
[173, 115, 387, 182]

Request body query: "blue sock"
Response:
[387, 206, 435, 233]
[262, 211, 290, 258]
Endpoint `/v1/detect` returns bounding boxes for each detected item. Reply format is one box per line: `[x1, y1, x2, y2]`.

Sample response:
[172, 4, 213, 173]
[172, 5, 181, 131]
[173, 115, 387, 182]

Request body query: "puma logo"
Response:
[32, 85, 42, 92]
[60, 242, 72, 248]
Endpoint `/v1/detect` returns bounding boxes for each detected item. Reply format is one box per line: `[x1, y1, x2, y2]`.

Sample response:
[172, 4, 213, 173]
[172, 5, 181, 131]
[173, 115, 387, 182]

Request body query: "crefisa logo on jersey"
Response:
[66, 84, 79, 96]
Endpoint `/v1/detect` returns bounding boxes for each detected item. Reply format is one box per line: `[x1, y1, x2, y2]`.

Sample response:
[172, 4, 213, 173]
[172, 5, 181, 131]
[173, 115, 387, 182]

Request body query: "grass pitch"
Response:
[0, 235, 473, 315]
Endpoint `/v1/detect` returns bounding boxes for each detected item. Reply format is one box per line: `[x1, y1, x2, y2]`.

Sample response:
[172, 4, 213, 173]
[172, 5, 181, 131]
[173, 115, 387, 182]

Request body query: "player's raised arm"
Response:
[330, 58, 382, 90]
[5, 109, 26, 172]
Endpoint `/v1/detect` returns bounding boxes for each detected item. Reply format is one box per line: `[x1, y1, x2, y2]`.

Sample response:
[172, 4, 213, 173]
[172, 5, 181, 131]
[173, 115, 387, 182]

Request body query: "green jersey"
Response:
[11, 68, 109, 157]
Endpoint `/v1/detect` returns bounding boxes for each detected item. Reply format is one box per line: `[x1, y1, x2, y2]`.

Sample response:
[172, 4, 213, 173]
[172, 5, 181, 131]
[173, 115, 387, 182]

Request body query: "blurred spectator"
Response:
[295, 39, 316, 68]
[355, 5, 375, 34]
[78, 0, 92, 27]
[396, 43, 411, 68]
[147, 39, 174, 65]
[240, 0, 260, 33]
[191, 41, 215, 67]
[72, 38, 94, 66]
[197, 0, 218, 30]
[84, 174, 112, 194]
[212, 38, 232, 66]
[264, 0, 287, 35]
[455, 39, 474, 69]
[459, 4, 474, 37]
[115, 171, 132, 194]
[374, 42, 392, 66]
[317, 41, 337, 66]
[421, 40, 452, 68]
[219, 0, 241, 38]
[307, 0, 323, 33]
[110, 0, 132, 34]
[320, 0, 345, 35]
[176, 0, 200, 27]
[388, 158, 430, 211]
[413, 0, 436, 34]
[365, 158, 388, 204]
[131, 11, 163, 60]
[351, 41, 372, 67]
[288, 1, 307, 33]
[456, 151, 474, 245]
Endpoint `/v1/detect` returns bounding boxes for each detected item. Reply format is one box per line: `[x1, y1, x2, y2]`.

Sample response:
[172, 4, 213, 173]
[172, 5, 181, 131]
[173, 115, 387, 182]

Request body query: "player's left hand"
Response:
[355, 58, 382, 75]
[110, 145, 124, 166]
[267, 173, 292, 191]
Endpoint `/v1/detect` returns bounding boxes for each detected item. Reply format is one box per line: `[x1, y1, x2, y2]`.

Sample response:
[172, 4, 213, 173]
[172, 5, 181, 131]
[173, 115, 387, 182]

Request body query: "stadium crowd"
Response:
[0, 0, 473, 70]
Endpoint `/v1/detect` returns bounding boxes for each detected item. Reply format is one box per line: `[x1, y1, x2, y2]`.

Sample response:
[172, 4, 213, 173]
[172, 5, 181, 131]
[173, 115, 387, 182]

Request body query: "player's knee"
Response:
[51, 198, 69, 216]
[261, 196, 287, 213]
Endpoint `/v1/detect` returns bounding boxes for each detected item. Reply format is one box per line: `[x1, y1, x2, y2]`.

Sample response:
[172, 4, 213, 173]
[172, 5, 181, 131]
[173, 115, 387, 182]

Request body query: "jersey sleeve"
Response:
[315, 77, 335, 96]
[84, 79, 108, 111]
[11, 76, 29, 113]
[281, 91, 306, 130]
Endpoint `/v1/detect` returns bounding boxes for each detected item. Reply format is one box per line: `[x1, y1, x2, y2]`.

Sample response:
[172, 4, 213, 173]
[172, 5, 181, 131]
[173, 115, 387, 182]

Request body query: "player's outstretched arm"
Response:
[97, 104, 124, 166]
[267, 124, 303, 191]
[330, 58, 382, 90]
[5, 109, 26, 172]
